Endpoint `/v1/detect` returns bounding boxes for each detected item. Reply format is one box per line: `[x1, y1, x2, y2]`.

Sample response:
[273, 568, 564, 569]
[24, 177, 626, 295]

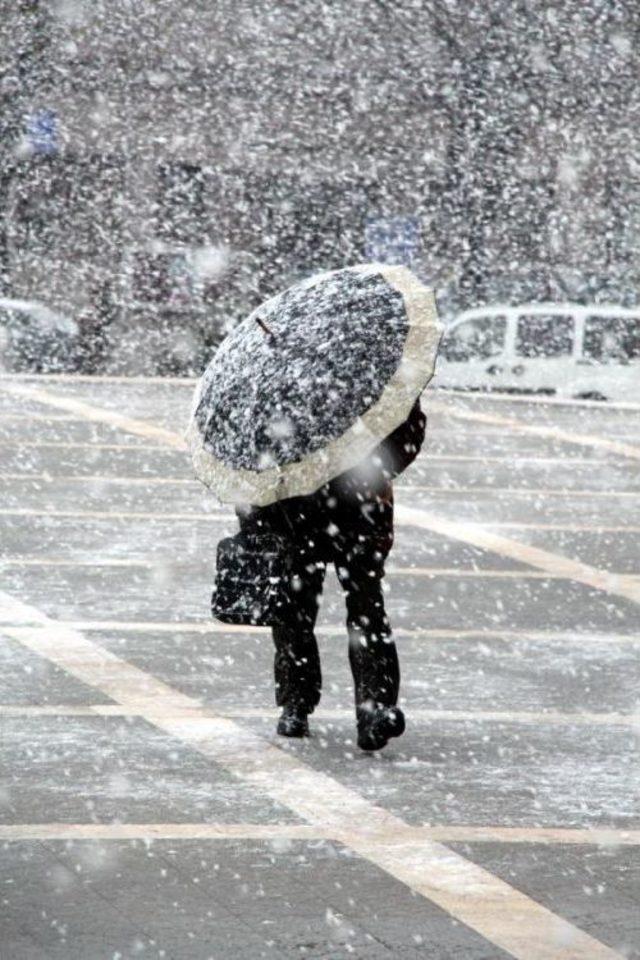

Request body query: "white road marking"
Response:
[214, 707, 640, 727]
[428, 402, 640, 461]
[0, 382, 186, 448]
[1, 558, 157, 567]
[0, 705, 129, 716]
[0, 440, 174, 451]
[401, 485, 640, 499]
[0, 508, 229, 521]
[2, 557, 587, 580]
[389, 566, 572, 579]
[0, 823, 327, 841]
[435, 522, 640, 532]
[4, 472, 637, 497]
[52, 619, 640, 644]
[415, 454, 620, 464]
[1, 590, 623, 960]
[0, 457, 607, 479]
[2, 505, 638, 534]
[0, 372, 197, 385]
[1, 822, 639, 846]
[1, 703, 636, 728]
[0, 413, 81, 422]
[425, 425, 632, 437]
[0, 473, 198, 485]
[396, 506, 640, 606]
[413, 826, 640, 846]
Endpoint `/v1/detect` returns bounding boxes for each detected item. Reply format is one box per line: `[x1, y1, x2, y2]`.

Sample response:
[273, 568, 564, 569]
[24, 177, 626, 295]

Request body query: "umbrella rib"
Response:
[255, 316, 275, 339]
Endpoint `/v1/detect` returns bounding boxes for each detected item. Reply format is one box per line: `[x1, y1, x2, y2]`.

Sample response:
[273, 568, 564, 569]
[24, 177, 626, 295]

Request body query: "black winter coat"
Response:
[237, 401, 426, 561]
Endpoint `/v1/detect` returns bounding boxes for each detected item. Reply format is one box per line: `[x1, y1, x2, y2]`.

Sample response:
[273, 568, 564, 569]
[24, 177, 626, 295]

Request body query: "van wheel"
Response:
[575, 391, 607, 402]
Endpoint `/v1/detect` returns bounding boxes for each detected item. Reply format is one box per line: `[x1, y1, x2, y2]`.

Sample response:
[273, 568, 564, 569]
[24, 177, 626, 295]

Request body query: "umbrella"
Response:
[188, 263, 441, 505]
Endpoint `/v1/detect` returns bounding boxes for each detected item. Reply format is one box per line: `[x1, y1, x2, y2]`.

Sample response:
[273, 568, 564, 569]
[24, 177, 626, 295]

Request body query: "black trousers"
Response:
[237, 476, 401, 714]
[272, 543, 399, 713]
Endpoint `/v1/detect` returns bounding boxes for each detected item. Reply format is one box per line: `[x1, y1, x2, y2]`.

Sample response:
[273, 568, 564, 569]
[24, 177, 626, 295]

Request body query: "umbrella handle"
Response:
[255, 316, 275, 339]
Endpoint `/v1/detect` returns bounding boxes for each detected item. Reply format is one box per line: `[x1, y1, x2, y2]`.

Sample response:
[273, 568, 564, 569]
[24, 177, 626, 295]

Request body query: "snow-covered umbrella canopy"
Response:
[188, 263, 442, 506]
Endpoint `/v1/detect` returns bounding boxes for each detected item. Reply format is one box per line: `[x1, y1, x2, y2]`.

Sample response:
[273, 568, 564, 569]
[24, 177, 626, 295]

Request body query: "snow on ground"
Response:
[1, 376, 639, 959]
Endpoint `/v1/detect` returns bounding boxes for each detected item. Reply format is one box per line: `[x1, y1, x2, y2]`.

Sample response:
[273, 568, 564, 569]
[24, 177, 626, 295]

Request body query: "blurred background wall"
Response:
[1, 0, 640, 373]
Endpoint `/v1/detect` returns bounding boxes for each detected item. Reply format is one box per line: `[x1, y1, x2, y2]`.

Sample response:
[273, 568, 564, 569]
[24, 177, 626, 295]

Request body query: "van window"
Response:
[441, 317, 506, 362]
[516, 315, 573, 358]
[583, 316, 640, 362]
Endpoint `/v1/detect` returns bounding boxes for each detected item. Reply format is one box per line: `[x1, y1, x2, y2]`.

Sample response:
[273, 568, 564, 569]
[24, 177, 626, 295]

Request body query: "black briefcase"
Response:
[211, 532, 293, 626]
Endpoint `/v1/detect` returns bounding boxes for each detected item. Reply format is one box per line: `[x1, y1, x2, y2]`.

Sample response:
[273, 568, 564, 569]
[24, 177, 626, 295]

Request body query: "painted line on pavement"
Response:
[429, 521, 640, 532]
[0, 382, 186, 447]
[0, 823, 327, 841]
[1, 703, 636, 728]
[395, 506, 640, 606]
[1, 822, 640, 846]
[0, 473, 198, 486]
[427, 430, 640, 447]
[428, 402, 640, 461]
[51, 619, 640, 644]
[414, 826, 640, 846]
[0, 413, 81, 422]
[0, 705, 128, 717]
[1, 558, 158, 568]
[0, 455, 619, 473]
[0, 508, 229, 521]
[0, 440, 173, 451]
[5, 472, 638, 497]
[402, 485, 640, 499]
[4, 470, 639, 504]
[414, 454, 621, 464]
[1, 590, 624, 960]
[0, 372, 196, 385]
[1, 557, 587, 580]
[390, 566, 577, 579]
[425, 424, 635, 437]
[212, 706, 640, 727]
[3, 505, 639, 534]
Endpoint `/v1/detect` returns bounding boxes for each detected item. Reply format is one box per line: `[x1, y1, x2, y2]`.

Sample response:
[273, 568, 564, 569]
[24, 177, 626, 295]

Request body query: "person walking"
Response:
[188, 264, 441, 752]
[235, 401, 426, 750]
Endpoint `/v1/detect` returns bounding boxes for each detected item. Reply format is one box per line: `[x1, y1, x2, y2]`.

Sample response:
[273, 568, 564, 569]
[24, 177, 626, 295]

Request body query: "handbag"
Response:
[211, 510, 294, 626]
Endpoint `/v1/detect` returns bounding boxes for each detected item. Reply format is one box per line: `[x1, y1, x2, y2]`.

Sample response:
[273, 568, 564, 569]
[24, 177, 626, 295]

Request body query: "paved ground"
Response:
[1, 374, 639, 960]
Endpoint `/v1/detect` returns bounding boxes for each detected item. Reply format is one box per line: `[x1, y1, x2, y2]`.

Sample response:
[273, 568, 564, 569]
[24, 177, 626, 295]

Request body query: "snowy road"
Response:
[1, 375, 639, 959]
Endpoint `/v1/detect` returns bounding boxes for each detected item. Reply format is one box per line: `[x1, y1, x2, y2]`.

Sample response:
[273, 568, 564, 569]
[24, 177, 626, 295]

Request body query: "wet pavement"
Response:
[1, 375, 639, 959]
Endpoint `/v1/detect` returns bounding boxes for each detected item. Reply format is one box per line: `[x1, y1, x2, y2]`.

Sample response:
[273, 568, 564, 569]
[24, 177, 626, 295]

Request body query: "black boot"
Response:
[357, 704, 405, 751]
[277, 705, 310, 738]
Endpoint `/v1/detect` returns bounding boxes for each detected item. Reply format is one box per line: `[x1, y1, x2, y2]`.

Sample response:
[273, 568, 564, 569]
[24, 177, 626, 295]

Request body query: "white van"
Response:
[434, 303, 640, 402]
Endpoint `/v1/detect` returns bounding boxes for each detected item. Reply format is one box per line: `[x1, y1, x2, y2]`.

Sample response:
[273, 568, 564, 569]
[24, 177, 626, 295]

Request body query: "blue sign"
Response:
[365, 216, 421, 267]
[26, 109, 58, 156]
